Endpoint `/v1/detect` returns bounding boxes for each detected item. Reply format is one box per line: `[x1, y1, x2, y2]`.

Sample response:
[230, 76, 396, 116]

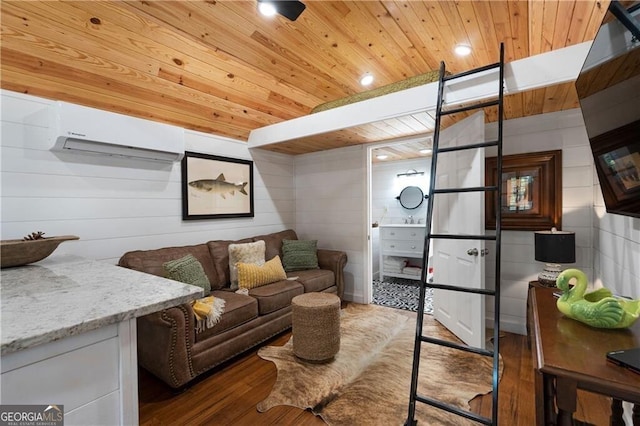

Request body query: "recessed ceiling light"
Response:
[258, 0, 306, 20]
[258, 2, 277, 17]
[376, 154, 388, 160]
[360, 74, 374, 86]
[454, 44, 472, 56]
[419, 149, 432, 155]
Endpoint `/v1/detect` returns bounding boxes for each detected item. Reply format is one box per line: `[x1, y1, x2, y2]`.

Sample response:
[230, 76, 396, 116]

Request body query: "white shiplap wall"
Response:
[0, 90, 295, 264]
[484, 108, 595, 334]
[293, 145, 367, 302]
[593, 188, 640, 299]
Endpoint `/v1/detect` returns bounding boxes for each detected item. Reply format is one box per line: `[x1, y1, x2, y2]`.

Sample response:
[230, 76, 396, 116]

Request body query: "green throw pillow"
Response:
[282, 239, 318, 272]
[163, 254, 211, 295]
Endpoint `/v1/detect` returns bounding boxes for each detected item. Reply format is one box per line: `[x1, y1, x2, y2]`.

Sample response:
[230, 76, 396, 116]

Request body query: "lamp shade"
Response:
[534, 230, 576, 264]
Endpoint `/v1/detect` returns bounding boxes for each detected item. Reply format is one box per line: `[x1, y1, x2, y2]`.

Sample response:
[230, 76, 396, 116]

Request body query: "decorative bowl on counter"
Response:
[1, 235, 80, 268]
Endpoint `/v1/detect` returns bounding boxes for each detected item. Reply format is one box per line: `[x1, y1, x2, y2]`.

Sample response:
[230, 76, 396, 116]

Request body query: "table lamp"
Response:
[534, 228, 576, 287]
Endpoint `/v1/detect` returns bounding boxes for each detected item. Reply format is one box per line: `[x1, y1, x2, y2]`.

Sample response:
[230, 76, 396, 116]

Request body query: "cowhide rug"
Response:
[257, 303, 502, 425]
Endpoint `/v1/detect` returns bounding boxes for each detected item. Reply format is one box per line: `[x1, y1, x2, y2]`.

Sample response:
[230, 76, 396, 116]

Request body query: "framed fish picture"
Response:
[182, 151, 254, 220]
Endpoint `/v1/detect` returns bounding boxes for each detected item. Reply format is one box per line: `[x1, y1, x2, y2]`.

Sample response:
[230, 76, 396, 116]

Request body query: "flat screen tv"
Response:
[575, 1, 640, 218]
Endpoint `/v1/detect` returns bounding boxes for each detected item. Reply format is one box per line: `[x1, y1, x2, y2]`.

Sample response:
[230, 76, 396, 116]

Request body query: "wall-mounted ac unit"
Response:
[50, 101, 185, 162]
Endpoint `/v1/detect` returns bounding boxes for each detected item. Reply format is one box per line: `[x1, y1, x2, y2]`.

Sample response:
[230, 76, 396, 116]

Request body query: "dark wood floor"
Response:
[139, 320, 611, 425]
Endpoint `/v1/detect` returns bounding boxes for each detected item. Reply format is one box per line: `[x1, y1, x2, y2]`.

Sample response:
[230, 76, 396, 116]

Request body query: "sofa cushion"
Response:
[282, 239, 319, 271]
[207, 238, 253, 288]
[118, 244, 220, 288]
[228, 240, 265, 290]
[253, 229, 298, 261]
[237, 255, 287, 289]
[194, 290, 258, 342]
[249, 280, 304, 315]
[163, 254, 211, 295]
[288, 269, 335, 293]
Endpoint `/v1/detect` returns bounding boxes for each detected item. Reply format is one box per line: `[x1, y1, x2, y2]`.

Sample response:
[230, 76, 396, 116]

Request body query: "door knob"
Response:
[467, 248, 479, 256]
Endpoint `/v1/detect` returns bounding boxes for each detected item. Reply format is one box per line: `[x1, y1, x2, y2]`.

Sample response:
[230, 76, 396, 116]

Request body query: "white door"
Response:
[432, 111, 486, 349]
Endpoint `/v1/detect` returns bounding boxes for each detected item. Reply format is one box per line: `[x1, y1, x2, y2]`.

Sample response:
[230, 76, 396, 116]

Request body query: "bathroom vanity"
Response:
[379, 224, 426, 281]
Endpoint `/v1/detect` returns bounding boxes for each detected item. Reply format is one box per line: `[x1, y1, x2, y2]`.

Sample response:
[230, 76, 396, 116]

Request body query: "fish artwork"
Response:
[188, 173, 248, 199]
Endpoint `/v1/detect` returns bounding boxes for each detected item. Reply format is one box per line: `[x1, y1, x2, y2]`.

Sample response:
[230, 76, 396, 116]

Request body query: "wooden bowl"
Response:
[1, 235, 80, 268]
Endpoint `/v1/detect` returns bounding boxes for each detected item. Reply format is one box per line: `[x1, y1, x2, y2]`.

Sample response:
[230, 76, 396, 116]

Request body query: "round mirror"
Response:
[396, 186, 425, 209]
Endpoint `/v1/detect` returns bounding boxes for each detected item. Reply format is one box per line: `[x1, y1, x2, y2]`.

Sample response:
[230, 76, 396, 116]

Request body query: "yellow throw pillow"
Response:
[237, 255, 287, 289]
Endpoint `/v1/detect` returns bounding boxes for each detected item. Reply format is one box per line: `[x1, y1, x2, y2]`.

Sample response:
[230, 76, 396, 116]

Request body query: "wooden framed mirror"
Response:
[485, 150, 562, 230]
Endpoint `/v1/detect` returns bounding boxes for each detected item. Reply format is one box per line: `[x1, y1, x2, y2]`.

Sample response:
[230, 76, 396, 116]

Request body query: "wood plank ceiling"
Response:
[1, 1, 615, 160]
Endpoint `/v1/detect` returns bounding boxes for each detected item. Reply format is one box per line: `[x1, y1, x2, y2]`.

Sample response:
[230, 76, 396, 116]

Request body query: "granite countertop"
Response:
[1, 255, 203, 355]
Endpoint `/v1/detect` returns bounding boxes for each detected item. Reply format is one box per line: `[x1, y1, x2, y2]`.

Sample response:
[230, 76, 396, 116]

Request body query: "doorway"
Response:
[364, 112, 487, 348]
[365, 136, 433, 311]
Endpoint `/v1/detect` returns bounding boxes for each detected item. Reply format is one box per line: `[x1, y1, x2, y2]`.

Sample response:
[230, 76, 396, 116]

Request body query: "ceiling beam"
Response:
[248, 41, 592, 149]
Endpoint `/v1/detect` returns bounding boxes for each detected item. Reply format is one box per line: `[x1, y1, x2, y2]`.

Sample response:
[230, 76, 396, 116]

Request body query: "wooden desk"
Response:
[529, 286, 640, 426]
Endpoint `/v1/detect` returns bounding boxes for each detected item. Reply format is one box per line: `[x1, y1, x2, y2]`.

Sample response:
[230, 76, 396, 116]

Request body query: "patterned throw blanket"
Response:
[192, 296, 226, 333]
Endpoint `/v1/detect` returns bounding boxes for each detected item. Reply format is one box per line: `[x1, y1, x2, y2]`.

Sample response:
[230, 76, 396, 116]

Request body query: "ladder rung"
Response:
[428, 234, 497, 241]
[414, 394, 492, 425]
[440, 99, 500, 116]
[433, 186, 497, 194]
[421, 336, 493, 357]
[443, 62, 501, 82]
[437, 140, 498, 153]
[426, 282, 496, 296]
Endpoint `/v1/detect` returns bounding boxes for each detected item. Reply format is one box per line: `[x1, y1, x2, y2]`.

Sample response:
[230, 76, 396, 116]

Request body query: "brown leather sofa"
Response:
[118, 229, 347, 389]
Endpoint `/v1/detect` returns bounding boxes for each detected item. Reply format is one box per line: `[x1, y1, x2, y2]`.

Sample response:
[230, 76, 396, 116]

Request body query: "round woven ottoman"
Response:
[291, 292, 341, 363]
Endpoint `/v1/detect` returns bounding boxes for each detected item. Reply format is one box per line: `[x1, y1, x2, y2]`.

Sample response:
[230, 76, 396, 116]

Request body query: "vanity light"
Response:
[360, 73, 374, 86]
[454, 44, 472, 56]
[397, 169, 425, 177]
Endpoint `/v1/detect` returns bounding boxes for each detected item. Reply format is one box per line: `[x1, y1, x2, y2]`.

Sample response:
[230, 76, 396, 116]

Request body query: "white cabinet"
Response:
[1, 320, 138, 426]
[379, 225, 425, 281]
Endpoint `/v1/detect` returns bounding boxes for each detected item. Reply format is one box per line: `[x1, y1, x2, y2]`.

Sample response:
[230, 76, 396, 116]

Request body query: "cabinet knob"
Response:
[411, 246, 416, 249]
[390, 244, 395, 248]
